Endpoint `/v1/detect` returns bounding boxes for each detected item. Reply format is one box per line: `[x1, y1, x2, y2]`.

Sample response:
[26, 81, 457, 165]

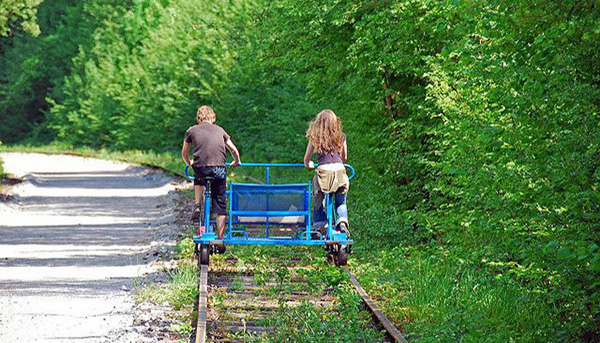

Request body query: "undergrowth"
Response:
[264, 297, 382, 343]
[0, 141, 5, 179]
[134, 233, 200, 342]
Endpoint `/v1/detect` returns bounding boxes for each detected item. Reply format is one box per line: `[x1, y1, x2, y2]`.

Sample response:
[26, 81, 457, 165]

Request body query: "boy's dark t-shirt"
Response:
[185, 122, 230, 167]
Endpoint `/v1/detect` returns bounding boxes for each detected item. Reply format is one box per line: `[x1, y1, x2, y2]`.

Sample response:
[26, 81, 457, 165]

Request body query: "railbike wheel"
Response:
[327, 252, 336, 265]
[199, 244, 210, 265]
[335, 247, 348, 266]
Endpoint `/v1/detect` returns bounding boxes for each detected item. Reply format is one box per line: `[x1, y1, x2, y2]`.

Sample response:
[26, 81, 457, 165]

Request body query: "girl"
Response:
[303, 109, 350, 237]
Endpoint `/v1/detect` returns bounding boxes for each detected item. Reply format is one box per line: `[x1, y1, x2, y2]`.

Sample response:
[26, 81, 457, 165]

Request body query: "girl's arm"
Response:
[342, 137, 348, 162]
[304, 142, 315, 169]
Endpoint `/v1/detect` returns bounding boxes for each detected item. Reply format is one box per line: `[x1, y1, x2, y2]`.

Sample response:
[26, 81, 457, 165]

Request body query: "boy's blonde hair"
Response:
[197, 105, 216, 123]
[306, 109, 344, 155]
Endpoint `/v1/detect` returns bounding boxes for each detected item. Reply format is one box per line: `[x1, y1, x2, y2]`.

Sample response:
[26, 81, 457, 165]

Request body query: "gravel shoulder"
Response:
[0, 152, 189, 343]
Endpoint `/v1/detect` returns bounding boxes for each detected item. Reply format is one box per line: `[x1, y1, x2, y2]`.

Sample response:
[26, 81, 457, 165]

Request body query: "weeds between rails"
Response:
[191, 244, 388, 343]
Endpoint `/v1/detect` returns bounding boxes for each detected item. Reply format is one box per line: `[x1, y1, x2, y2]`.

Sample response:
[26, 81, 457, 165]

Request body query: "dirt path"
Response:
[0, 152, 183, 342]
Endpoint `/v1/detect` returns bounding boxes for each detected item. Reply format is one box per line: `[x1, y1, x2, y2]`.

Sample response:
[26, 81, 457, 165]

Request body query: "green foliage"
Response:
[0, 0, 124, 143]
[169, 322, 193, 341]
[47, 0, 255, 151]
[175, 237, 195, 259]
[0, 0, 43, 37]
[135, 263, 198, 310]
[0, 140, 3, 177]
[213, 245, 383, 343]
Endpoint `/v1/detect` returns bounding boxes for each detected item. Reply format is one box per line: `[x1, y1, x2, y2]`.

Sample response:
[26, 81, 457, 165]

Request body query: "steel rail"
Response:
[195, 264, 208, 343]
[345, 267, 408, 343]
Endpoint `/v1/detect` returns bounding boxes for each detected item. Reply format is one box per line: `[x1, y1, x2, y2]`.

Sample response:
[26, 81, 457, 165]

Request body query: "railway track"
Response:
[193, 248, 406, 343]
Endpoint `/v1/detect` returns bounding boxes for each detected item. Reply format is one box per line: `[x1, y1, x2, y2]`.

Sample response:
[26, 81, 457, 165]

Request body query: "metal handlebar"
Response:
[344, 164, 356, 181]
[184, 163, 355, 182]
[184, 165, 193, 181]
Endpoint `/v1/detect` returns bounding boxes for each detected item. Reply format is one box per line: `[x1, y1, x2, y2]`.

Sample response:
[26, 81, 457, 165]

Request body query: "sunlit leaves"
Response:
[0, 0, 43, 37]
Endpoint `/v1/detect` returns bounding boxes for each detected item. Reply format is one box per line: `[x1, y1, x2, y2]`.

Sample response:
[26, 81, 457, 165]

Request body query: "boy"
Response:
[181, 105, 241, 241]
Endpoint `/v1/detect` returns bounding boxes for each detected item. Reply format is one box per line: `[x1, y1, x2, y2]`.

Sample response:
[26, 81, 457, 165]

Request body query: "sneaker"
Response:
[338, 222, 351, 239]
[191, 204, 201, 221]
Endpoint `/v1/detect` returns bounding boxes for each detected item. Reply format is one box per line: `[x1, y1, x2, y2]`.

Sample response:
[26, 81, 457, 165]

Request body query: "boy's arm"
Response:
[225, 139, 241, 167]
[182, 140, 192, 166]
[303, 142, 315, 169]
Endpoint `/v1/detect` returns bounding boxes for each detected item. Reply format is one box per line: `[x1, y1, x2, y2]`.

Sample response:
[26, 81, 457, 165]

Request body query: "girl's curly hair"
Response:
[306, 109, 343, 155]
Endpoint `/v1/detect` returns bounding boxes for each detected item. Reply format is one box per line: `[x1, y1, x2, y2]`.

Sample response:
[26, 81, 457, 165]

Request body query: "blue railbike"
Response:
[185, 163, 355, 266]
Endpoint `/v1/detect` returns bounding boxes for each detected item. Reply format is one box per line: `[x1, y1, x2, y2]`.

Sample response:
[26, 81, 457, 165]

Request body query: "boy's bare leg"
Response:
[193, 185, 205, 223]
[216, 215, 226, 239]
[194, 185, 204, 205]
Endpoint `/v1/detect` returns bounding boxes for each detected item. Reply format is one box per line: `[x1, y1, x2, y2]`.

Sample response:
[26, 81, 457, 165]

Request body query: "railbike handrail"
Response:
[184, 162, 355, 183]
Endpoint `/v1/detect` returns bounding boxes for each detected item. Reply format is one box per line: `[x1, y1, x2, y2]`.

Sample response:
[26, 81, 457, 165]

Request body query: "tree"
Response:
[0, 0, 43, 37]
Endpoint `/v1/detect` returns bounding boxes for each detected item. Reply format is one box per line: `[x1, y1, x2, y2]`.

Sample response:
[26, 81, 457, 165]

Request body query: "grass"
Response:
[134, 263, 199, 342]
[263, 298, 383, 343]
[136, 262, 199, 309]
[0, 141, 5, 189]
[351, 246, 565, 343]
[0, 155, 4, 191]
[134, 237, 200, 342]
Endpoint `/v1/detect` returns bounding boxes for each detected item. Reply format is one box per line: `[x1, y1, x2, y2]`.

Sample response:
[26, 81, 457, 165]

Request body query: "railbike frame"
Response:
[185, 163, 355, 247]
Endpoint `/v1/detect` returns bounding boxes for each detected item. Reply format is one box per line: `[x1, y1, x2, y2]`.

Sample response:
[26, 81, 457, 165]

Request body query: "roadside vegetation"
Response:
[1, 0, 599, 342]
[0, 141, 4, 178]
[135, 235, 200, 341]
[0, 141, 9, 196]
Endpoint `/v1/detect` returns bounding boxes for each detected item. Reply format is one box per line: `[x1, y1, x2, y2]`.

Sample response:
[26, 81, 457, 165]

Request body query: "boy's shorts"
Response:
[193, 166, 227, 215]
